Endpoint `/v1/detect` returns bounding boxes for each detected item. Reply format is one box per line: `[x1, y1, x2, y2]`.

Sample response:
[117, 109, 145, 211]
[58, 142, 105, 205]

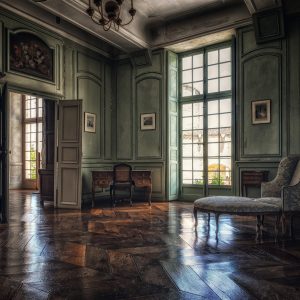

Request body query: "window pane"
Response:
[193, 172, 203, 184]
[182, 83, 192, 97]
[193, 102, 203, 115]
[208, 100, 218, 115]
[193, 158, 203, 171]
[25, 110, 31, 119]
[208, 65, 218, 79]
[220, 142, 231, 156]
[220, 77, 231, 91]
[208, 115, 219, 128]
[38, 123, 43, 132]
[193, 130, 203, 143]
[182, 144, 192, 157]
[25, 100, 30, 110]
[25, 152, 30, 160]
[25, 134, 30, 142]
[182, 104, 192, 117]
[220, 62, 231, 77]
[38, 108, 43, 118]
[182, 131, 192, 144]
[208, 143, 219, 156]
[182, 159, 193, 170]
[193, 116, 203, 130]
[208, 79, 219, 93]
[193, 68, 203, 81]
[31, 109, 37, 119]
[209, 172, 221, 185]
[220, 113, 231, 127]
[193, 54, 203, 68]
[182, 171, 192, 184]
[182, 70, 192, 83]
[220, 127, 231, 141]
[220, 99, 231, 113]
[220, 158, 231, 171]
[208, 159, 219, 170]
[25, 170, 31, 179]
[208, 128, 219, 143]
[182, 56, 192, 70]
[30, 133, 36, 141]
[182, 117, 192, 130]
[193, 82, 203, 95]
[220, 47, 231, 62]
[208, 50, 218, 65]
[25, 161, 30, 169]
[31, 123, 36, 132]
[193, 144, 203, 157]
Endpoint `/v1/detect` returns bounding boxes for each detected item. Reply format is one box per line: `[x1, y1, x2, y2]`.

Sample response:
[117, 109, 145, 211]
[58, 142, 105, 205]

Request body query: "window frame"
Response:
[179, 41, 234, 189]
[22, 95, 43, 187]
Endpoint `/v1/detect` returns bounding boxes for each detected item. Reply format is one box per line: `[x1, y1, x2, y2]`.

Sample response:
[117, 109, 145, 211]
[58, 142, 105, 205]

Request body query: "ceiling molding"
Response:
[33, 0, 150, 52]
[0, 2, 114, 58]
[243, 0, 257, 14]
[243, 0, 282, 14]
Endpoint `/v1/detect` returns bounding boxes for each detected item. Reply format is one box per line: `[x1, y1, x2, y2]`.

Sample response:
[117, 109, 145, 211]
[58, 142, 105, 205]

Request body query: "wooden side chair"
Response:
[110, 163, 133, 207]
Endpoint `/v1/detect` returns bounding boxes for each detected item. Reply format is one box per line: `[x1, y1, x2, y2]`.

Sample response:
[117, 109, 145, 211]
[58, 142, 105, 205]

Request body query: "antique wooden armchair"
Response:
[110, 163, 134, 207]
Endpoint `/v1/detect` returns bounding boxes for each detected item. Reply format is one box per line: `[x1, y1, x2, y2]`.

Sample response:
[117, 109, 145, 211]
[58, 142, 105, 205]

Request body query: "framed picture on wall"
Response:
[9, 31, 54, 82]
[84, 112, 96, 133]
[251, 99, 271, 124]
[141, 113, 156, 130]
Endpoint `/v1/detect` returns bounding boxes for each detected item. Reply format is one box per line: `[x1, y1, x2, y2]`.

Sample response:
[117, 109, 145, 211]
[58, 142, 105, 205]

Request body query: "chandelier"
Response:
[86, 0, 136, 31]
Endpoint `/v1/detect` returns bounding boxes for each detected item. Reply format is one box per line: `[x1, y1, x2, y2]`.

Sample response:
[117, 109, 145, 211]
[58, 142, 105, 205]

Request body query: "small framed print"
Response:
[140, 113, 156, 130]
[252, 99, 271, 125]
[84, 112, 96, 133]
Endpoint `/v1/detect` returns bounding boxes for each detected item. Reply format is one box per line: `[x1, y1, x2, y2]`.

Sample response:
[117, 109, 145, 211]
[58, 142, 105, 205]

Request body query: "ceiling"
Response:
[0, 0, 285, 55]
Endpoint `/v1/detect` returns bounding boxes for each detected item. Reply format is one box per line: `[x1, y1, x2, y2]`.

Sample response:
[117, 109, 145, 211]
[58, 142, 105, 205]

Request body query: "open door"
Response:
[0, 83, 9, 223]
[55, 100, 82, 209]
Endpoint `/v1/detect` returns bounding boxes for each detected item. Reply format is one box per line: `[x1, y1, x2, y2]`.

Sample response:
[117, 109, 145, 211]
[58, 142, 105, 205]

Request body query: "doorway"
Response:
[9, 92, 43, 191]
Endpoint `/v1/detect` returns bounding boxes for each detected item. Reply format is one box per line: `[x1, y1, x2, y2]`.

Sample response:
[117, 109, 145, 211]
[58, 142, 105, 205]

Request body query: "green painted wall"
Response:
[1, 8, 300, 203]
[0, 9, 113, 205]
[235, 18, 300, 197]
[114, 51, 167, 200]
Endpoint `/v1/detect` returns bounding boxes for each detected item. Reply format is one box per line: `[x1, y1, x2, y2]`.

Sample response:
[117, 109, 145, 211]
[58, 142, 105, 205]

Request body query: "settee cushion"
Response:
[194, 196, 281, 214]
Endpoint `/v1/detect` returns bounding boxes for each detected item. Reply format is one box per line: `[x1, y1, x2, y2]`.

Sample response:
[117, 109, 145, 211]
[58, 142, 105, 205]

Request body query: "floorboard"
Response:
[0, 190, 299, 299]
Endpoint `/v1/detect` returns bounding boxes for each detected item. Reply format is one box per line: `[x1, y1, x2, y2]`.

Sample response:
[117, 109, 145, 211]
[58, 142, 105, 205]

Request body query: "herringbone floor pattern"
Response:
[0, 191, 300, 299]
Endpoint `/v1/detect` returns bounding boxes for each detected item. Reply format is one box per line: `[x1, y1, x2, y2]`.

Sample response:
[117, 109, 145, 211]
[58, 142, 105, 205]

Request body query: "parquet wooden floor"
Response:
[0, 191, 300, 299]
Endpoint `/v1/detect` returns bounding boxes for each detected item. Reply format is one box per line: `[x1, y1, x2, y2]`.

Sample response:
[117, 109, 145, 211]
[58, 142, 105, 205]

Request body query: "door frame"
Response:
[4, 84, 60, 221]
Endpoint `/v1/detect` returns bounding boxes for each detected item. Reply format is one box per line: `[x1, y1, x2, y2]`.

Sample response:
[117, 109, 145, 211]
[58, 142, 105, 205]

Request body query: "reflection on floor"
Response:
[0, 191, 300, 299]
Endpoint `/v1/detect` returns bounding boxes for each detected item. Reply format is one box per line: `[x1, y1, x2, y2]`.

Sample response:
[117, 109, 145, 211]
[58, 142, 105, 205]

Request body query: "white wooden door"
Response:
[55, 100, 82, 209]
[0, 83, 9, 222]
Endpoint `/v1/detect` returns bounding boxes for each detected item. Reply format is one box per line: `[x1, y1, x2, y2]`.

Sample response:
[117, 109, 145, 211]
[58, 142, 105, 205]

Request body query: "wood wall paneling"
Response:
[287, 18, 300, 155]
[238, 27, 286, 160]
[242, 54, 282, 157]
[136, 76, 162, 159]
[116, 63, 133, 160]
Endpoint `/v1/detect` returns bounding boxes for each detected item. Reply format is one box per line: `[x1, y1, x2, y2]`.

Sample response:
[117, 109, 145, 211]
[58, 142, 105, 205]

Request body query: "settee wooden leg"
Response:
[256, 215, 262, 241]
[275, 214, 280, 242]
[281, 213, 286, 235]
[193, 207, 198, 226]
[215, 213, 220, 237]
[290, 215, 294, 239]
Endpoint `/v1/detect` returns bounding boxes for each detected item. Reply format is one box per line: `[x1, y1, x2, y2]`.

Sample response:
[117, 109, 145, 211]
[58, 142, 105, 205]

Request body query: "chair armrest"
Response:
[282, 181, 300, 212]
[261, 180, 281, 197]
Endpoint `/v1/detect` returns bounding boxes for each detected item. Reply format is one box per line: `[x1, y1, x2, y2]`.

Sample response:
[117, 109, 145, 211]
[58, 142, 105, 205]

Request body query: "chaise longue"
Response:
[193, 156, 300, 239]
